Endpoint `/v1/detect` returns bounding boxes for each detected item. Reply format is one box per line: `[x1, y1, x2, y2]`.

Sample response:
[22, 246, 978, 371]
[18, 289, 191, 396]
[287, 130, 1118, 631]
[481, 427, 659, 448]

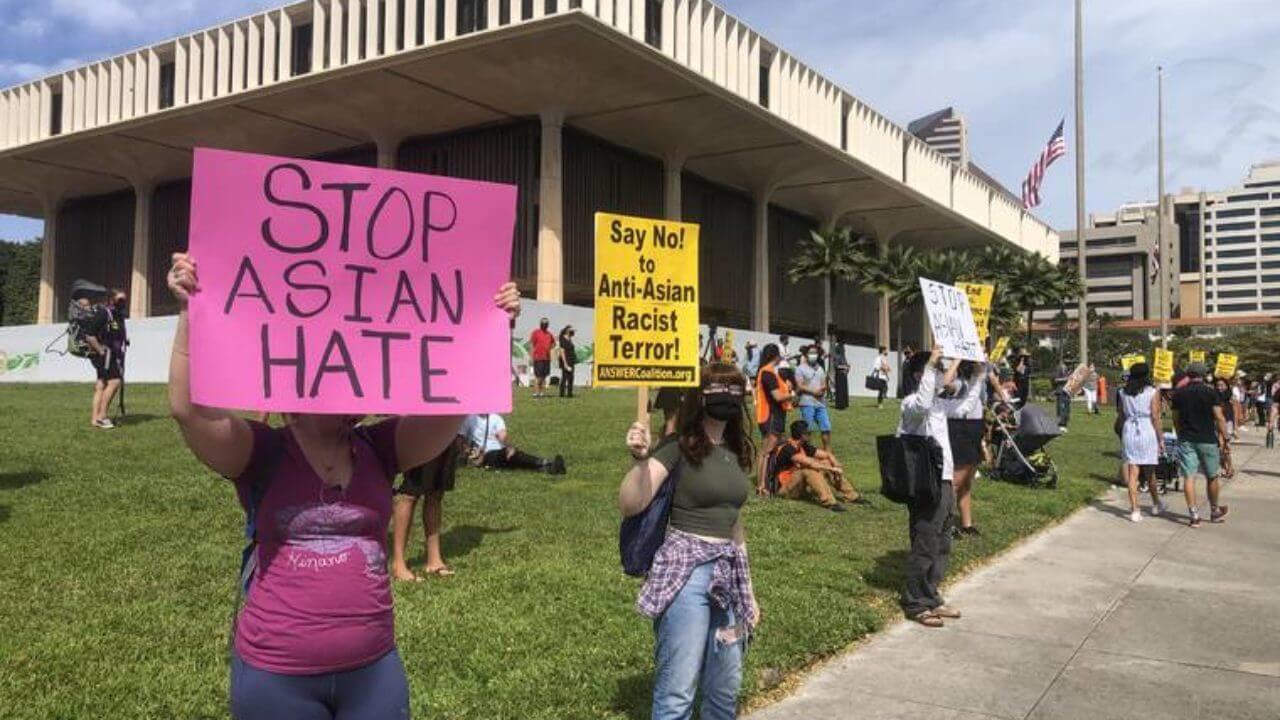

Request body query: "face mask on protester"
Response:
[702, 383, 744, 421]
[806, 353, 819, 364]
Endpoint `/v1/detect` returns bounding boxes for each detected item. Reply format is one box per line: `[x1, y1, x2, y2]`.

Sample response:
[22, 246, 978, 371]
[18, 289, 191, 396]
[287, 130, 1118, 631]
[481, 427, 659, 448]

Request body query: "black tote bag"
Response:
[876, 434, 943, 506]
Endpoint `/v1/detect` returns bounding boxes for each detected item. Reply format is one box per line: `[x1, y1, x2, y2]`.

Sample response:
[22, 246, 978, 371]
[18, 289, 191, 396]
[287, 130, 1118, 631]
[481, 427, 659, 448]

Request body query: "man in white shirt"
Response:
[462, 414, 566, 475]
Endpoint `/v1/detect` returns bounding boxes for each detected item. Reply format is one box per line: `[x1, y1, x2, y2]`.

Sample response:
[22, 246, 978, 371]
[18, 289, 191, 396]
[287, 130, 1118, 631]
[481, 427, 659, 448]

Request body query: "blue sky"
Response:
[2, 0, 1279, 241]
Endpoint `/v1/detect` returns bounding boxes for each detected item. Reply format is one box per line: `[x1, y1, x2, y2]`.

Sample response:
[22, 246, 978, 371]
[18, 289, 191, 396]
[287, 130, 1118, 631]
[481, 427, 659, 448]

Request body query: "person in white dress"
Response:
[1117, 363, 1166, 522]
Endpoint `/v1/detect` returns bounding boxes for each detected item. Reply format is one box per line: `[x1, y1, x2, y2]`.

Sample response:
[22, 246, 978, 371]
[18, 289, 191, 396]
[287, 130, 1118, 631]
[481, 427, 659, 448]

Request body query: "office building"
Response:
[0, 0, 1056, 348]
[1036, 203, 1177, 322]
[1174, 162, 1280, 319]
[908, 107, 969, 166]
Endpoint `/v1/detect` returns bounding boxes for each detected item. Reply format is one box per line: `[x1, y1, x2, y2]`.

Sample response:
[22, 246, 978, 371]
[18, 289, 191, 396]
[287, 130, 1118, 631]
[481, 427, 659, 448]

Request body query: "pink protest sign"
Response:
[187, 147, 516, 415]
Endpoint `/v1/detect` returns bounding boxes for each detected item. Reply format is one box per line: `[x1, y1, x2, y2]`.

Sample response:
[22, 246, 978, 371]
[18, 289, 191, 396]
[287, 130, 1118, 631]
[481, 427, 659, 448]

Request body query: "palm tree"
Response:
[860, 244, 922, 356]
[787, 227, 874, 351]
[998, 252, 1082, 346]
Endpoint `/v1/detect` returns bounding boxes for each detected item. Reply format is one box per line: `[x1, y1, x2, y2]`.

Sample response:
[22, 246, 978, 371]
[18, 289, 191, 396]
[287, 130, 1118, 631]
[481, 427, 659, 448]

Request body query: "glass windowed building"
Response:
[1175, 162, 1280, 319]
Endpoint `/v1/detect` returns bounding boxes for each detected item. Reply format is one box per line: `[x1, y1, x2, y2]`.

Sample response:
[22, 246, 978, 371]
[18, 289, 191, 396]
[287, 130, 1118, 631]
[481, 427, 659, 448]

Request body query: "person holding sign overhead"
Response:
[165, 252, 521, 720]
[897, 344, 964, 627]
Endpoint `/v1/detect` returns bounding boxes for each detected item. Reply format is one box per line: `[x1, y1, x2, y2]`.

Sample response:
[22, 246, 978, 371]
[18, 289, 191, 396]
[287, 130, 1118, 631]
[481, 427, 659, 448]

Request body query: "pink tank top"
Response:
[232, 420, 400, 675]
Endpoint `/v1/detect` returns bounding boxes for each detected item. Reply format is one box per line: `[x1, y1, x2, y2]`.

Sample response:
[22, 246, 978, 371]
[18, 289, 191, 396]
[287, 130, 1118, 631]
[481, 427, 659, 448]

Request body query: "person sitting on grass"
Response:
[164, 252, 521, 720]
[770, 420, 866, 512]
[391, 438, 462, 582]
[463, 413, 566, 475]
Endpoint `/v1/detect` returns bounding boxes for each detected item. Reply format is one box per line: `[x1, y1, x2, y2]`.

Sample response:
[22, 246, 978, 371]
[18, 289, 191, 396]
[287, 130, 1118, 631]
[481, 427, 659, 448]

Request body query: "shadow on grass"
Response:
[113, 413, 165, 427]
[1089, 472, 1122, 485]
[864, 549, 909, 596]
[0, 471, 49, 491]
[439, 525, 520, 561]
[611, 672, 652, 720]
[0, 504, 9, 523]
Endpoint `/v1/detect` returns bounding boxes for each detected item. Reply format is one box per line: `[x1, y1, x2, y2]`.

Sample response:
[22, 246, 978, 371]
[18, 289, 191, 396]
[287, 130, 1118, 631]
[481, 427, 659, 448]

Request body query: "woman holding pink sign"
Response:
[165, 252, 520, 720]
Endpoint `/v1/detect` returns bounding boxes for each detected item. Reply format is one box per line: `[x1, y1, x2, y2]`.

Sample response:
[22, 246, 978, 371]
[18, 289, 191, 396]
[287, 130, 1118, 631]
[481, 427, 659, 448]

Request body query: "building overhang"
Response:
[0, 9, 1056, 255]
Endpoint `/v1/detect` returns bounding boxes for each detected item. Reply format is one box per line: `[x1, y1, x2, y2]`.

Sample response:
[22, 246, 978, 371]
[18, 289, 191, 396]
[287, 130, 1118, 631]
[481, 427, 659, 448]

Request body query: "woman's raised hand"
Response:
[168, 253, 199, 307]
[626, 421, 651, 460]
[494, 282, 521, 322]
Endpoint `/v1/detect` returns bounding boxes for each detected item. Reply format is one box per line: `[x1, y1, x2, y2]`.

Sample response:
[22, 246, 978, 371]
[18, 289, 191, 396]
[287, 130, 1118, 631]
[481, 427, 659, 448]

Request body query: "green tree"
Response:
[860, 243, 921, 353]
[0, 239, 41, 326]
[997, 252, 1081, 347]
[787, 227, 873, 352]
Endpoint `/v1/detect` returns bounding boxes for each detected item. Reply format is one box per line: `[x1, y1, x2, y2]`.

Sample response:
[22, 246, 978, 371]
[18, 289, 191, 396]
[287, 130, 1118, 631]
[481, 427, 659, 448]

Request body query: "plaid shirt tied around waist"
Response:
[635, 528, 756, 627]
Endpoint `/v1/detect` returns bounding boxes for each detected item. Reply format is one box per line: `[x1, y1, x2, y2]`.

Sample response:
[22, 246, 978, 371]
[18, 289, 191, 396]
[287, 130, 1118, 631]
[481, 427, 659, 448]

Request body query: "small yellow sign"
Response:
[1153, 348, 1174, 384]
[1215, 353, 1238, 379]
[957, 282, 995, 343]
[593, 212, 701, 388]
[990, 336, 1011, 363]
[1121, 354, 1146, 371]
[1189, 349, 1207, 364]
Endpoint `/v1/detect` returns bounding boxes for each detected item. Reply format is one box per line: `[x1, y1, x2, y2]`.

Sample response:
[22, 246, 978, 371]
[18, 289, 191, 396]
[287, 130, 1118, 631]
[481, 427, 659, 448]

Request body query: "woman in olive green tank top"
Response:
[619, 362, 760, 720]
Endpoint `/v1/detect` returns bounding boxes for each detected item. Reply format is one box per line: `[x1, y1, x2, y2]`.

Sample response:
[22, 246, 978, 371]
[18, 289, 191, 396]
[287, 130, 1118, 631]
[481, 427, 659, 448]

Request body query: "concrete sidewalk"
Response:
[749, 439, 1280, 720]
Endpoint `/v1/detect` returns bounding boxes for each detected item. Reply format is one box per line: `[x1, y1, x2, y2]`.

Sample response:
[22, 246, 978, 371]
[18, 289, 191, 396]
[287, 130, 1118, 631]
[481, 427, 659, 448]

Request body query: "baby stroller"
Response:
[1154, 433, 1183, 494]
[988, 403, 1061, 488]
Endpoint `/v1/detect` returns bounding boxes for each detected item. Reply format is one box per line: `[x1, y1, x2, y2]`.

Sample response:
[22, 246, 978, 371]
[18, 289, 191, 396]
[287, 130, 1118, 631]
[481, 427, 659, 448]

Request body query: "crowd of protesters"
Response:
[152, 245, 1276, 720]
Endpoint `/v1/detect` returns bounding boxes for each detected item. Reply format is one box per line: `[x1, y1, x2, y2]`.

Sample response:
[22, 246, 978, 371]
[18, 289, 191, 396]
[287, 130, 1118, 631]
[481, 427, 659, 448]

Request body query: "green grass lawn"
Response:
[0, 384, 1116, 719]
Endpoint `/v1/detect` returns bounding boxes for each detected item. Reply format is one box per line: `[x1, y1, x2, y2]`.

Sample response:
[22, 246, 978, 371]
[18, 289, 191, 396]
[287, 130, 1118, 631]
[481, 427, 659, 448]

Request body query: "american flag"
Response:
[1021, 120, 1067, 209]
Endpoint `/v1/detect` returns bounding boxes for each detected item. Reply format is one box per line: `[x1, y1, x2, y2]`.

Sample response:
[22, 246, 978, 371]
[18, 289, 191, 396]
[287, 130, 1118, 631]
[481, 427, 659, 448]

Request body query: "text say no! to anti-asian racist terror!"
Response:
[187, 148, 516, 415]
[593, 212, 701, 388]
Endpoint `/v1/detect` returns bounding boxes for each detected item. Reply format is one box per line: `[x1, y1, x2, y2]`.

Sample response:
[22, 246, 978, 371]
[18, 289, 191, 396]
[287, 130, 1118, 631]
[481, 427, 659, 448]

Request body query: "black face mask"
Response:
[703, 392, 743, 421]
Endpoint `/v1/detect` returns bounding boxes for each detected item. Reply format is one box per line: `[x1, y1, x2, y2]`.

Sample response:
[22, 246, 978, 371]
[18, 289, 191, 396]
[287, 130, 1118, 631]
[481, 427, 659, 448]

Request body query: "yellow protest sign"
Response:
[991, 336, 1011, 363]
[957, 282, 995, 343]
[594, 212, 700, 388]
[1153, 348, 1174, 384]
[1121, 354, 1146, 371]
[1189, 349, 1206, 364]
[1215, 353, 1238, 379]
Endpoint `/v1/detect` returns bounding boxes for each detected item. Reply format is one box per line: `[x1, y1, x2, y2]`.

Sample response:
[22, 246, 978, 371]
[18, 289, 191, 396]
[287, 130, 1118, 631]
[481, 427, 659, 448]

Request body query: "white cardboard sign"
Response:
[920, 277, 987, 362]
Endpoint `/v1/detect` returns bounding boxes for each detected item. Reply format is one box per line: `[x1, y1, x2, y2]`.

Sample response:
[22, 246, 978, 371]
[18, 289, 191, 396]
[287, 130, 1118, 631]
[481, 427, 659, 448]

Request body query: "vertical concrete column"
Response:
[375, 134, 402, 169]
[130, 182, 155, 319]
[663, 155, 683, 221]
[876, 236, 891, 348]
[537, 110, 565, 303]
[37, 197, 62, 325]
[751, 189, 771, 332]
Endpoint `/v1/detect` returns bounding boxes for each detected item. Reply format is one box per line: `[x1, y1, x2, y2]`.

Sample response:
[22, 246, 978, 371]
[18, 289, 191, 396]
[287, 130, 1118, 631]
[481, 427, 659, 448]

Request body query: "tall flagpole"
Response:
[1074, 0, 1089, 363]
[1157, 65, 1168, 348]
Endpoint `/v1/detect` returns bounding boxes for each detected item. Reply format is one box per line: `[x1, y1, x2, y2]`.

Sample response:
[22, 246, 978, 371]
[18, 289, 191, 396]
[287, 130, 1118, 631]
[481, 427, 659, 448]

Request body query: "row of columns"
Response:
[35, 113, 896, 349]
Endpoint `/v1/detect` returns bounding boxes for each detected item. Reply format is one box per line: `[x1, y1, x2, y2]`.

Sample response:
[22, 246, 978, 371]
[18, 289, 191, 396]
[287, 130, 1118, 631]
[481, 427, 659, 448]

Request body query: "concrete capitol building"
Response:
[0, 0, 1057, 348]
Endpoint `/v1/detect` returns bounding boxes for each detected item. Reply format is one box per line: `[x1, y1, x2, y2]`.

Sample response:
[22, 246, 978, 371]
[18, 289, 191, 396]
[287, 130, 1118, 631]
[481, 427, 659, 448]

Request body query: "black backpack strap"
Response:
[238, 427, 287, 595]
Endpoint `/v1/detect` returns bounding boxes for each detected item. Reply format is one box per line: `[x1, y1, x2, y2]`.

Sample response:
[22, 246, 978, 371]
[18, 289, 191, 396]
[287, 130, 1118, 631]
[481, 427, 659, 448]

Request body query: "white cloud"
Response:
[725, 0, 1280, 229]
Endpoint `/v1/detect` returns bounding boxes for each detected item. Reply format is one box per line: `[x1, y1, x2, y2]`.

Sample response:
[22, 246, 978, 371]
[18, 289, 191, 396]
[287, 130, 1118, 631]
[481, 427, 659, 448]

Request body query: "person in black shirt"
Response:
[771, 421, 864, 510]
[81, 296, 123, 429]
[1012, 350, 1032, 407]
[557, 326, 577, 398]
[1172, 363, 1231, 527]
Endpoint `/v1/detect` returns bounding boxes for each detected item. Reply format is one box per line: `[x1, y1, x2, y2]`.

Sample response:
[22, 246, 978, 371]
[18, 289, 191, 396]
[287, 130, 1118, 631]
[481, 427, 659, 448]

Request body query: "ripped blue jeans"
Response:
[651, 561, 745, 720]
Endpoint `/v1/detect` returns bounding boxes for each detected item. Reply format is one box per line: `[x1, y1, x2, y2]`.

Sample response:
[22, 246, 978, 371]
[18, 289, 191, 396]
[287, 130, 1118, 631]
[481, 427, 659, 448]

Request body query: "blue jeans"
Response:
[800, 405, 831, 433]
[652, 562, 745, 720]
[230, 648, 410, 720]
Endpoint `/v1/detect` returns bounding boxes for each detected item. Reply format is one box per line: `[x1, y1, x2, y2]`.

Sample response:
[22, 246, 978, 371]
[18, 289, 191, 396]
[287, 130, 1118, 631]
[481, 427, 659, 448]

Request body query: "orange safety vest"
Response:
[755, 362, 793, 424]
